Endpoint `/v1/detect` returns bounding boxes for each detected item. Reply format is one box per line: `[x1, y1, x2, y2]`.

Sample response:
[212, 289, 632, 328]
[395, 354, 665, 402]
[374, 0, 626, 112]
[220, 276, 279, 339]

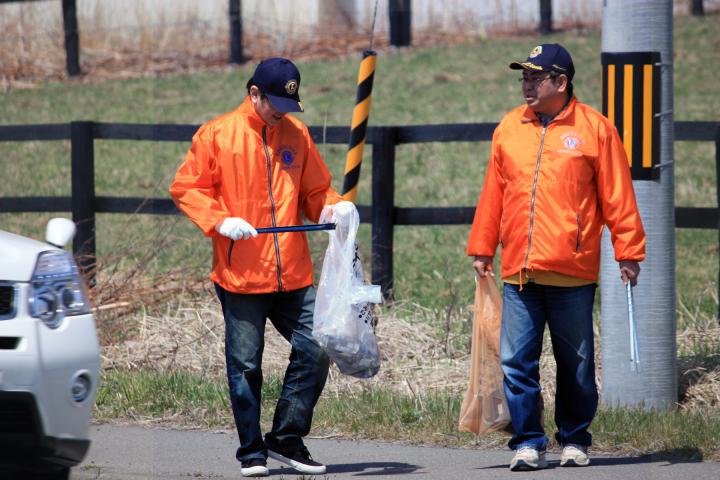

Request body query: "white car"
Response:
[0, 219, 100, 479]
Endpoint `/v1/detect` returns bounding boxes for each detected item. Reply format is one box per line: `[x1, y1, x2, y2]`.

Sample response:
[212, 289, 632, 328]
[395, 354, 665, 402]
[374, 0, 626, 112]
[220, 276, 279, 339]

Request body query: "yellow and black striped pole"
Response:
[601, 52, 661, 180]
[342, 50, 377, 202]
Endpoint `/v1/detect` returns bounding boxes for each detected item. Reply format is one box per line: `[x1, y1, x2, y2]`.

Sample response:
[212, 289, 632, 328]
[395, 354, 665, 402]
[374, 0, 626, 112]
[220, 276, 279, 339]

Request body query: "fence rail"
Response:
[1, 120, 718, 303]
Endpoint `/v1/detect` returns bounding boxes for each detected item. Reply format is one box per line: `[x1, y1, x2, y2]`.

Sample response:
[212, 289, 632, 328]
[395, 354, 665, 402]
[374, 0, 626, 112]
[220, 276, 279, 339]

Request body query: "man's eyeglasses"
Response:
[518, 73, 556, 86]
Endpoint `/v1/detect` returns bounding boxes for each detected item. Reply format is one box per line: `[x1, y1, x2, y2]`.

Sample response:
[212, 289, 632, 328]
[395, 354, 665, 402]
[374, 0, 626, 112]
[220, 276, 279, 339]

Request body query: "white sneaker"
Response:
[560, 444, 590, 467]
[240, 458, 269, 477]
[510, 446, 548, 471]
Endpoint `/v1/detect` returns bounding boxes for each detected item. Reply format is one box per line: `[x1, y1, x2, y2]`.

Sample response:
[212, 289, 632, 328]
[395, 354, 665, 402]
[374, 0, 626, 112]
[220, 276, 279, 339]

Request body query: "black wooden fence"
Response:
[1, 0, 246, 75]
[0, 121, 718, 303]
[0, 0, 81, 76]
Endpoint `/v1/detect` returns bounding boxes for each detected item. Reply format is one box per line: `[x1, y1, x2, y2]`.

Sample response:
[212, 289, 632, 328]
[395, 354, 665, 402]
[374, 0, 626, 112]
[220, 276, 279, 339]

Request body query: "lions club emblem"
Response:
[285, 79, 298, 95]
[559, 131, 584, 155]
[277, 144, 300, 171]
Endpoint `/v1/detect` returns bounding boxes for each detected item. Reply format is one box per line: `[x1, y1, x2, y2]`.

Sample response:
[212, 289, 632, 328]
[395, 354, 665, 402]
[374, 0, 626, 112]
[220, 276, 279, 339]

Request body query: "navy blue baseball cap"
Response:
[247, 57, 304, 113]
[510, 43, 575, 81]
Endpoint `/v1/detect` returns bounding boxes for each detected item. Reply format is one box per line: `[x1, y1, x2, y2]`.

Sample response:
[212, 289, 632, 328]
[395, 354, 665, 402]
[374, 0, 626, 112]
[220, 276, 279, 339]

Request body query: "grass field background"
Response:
[1, 11, 719, 459]
[1, 14, 716, 318]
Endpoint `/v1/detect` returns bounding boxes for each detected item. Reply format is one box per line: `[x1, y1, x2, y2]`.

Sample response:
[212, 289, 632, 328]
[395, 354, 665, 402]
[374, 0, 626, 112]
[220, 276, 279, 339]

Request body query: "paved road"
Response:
[72, 425, 720, 479]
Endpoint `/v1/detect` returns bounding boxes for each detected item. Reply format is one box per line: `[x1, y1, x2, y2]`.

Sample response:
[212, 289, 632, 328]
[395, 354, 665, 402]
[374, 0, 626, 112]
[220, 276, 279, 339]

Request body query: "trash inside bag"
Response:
[458, 274, 511, 435]
[313, 202, 382, 379]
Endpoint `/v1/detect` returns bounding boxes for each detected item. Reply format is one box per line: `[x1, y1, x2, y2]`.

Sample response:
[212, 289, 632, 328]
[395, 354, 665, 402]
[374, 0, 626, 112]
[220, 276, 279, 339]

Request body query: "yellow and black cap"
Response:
[247, 57, 304, 113]
[510, 43, 575, 81]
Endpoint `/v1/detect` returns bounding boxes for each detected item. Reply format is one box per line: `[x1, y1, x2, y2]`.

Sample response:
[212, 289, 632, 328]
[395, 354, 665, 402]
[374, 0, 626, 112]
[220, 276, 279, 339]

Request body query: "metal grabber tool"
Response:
[227, 223, 336, 266]
[626, 281, 640, 372]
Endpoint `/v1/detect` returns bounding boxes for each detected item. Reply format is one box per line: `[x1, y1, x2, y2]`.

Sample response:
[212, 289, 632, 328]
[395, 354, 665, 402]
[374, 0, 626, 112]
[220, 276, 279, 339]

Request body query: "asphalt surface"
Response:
[71, 424, 720, 480]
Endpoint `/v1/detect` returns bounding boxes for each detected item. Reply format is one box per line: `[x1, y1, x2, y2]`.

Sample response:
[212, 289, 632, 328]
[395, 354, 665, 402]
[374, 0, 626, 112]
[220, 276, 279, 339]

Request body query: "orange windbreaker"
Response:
[467, 97, 646, 281]
[170, 97, 342, 294]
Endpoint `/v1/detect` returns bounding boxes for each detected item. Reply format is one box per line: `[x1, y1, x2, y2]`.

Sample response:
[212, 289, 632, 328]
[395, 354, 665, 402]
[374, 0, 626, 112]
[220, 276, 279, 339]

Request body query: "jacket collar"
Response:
[521, 95, 577, 125]
[239, 96, 272, 133]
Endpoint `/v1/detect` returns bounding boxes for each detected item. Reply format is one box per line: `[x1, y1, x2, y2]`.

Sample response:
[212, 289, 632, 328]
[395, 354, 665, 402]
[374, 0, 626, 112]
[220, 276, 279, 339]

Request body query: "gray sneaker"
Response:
[560, 444, 590, 467]
[510, 446, 548, 471]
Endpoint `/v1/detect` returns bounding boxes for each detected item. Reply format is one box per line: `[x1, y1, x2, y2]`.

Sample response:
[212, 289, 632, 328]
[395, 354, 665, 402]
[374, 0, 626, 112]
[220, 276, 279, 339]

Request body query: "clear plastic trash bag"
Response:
[313, 202, 382, 378]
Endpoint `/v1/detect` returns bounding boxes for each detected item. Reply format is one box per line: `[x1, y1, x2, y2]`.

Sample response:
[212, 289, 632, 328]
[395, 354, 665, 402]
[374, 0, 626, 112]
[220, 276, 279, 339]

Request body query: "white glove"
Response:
[215, 217, 258, 240]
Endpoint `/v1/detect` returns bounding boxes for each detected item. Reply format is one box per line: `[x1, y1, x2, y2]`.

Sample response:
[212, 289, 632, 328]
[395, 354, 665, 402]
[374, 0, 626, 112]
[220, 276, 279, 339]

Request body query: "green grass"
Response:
[1, 14, 717, 317]
[96, 368, 720, 460]
[95, 369, 234, 428]
[591, 407, 720, 460]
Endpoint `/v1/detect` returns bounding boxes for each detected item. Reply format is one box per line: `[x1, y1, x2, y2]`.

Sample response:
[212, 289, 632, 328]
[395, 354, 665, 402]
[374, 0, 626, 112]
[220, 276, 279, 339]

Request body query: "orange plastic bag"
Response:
[458, 275, 511, 435]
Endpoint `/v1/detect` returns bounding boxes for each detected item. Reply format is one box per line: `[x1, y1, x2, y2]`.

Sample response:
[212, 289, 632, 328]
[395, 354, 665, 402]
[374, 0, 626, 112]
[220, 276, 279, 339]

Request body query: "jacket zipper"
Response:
[523, 125, 547, 271]
[576, 213, 581, 251]
[262, 126, 284, 291]
[499, 216, 504, 248]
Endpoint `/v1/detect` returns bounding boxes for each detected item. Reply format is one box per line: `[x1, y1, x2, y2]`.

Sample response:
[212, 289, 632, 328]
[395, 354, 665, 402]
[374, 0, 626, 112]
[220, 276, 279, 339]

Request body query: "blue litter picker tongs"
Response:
[227, 223, 336, 266]
[626, 282, 640, 372]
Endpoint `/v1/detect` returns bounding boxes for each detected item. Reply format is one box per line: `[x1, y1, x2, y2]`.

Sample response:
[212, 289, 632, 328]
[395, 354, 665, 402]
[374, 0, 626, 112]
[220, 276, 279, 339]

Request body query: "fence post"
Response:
[388, 0, 411, 47]
[716, 130, 720, 321]
[371, 127, 396, 300]
[62, 0, 80, 76]
[691, 0, 704, 16]
[539, 0, 553, 34]
[229, 0, 245, 64]
[71, 121, 96, 282]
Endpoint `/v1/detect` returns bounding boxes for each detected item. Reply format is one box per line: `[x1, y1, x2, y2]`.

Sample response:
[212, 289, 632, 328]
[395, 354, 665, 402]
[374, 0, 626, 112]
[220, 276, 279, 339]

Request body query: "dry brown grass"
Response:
[100, 289, 476, 397]
[678, 326, 720, 409]
[0, 27, 490, 89]
[3, 0, 719, 88]
[0, 2, 487, 89]
[0, 0, 634, 89]
[97, 280, 720, 410]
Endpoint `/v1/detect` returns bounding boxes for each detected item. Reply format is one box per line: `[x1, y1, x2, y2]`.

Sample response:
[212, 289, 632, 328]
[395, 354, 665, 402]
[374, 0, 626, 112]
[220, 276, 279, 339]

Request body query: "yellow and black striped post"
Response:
[342, 50, 377, 202]
[601, 52, 661, 180]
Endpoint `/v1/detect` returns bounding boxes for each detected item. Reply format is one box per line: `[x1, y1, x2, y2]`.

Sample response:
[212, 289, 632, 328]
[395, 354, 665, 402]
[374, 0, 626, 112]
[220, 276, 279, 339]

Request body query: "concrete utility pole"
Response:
[600, 0, 676, 409]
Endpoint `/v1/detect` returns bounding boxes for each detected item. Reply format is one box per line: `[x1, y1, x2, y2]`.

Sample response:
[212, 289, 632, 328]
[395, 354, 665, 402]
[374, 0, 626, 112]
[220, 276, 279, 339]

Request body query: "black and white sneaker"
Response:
[268, 444, 327, 475]
[240, 458, 269, 477]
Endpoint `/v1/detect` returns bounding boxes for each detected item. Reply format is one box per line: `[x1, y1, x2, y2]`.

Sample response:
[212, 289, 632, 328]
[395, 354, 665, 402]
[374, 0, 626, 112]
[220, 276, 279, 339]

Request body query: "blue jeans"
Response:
[500, 282, 598, 451]
[215, 284, 330, 462]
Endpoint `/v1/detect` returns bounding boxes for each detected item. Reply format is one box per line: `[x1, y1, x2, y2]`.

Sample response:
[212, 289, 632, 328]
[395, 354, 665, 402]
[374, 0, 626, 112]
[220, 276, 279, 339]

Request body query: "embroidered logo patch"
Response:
[559, 131, 584, 155]
[277, 145, 300, 171]
[529, 46, 542, 58]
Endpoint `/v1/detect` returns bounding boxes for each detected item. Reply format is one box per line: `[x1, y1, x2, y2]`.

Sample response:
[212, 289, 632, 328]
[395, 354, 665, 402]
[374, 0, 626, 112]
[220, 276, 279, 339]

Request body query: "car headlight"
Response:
[29, 251, 90, 329]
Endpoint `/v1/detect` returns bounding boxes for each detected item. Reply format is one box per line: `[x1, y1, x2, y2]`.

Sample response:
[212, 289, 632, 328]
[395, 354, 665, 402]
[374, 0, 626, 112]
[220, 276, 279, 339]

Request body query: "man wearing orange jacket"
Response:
[467, 44, 646, 471]
[170, 58, 351, 478]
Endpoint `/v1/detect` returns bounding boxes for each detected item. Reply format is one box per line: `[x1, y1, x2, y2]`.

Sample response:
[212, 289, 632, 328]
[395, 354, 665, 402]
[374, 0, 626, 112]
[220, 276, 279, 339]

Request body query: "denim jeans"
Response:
[500, 282, 598, 451]
[215, 284, 330, 462]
